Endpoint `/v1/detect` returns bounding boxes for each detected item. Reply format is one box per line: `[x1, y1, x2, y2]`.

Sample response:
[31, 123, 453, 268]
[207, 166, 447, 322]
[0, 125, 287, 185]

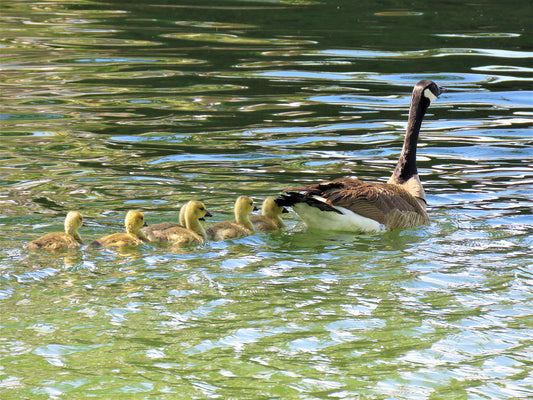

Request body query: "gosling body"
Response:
[206, 196, 257, 241]
[142, 202, 190, 240]
[24, 211, 84, 251]
[91, 210, 148, 248]
[145, 201, 211, 246]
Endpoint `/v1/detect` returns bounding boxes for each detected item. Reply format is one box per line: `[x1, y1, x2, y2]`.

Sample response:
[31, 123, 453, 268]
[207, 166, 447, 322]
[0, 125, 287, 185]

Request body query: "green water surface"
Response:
[1, 0, 532, 398]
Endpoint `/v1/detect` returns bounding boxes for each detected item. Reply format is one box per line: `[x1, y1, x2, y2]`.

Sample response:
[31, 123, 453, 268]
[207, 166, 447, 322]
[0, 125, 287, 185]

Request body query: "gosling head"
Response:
[235, 196, 257, 217]
[125, 210, 147, 234]
[262, 197, 289, 217]
[187, 200, 212, 221]
[64, 211, 84, 235]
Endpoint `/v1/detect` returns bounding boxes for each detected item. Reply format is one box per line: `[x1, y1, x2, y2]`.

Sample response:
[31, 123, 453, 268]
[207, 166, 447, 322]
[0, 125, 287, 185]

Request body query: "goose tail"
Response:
[276, 192, 343, 214]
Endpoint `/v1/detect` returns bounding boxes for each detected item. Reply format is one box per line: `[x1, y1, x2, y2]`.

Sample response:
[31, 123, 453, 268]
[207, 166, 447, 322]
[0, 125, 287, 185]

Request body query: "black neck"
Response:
[391, 92, 430, 184]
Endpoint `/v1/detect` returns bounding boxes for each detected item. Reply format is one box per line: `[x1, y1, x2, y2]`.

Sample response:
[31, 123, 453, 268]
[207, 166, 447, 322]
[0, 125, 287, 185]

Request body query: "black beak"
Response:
[143, 221, 148, 227]
[253, 206, 259, 212]
[282, 207, 289, 214]
[205, 210, 213, 217]
[437, 86, 446, 96]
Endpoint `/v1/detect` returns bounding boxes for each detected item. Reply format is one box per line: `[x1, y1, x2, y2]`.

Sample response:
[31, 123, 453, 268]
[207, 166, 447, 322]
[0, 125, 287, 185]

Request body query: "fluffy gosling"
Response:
[206, 196, 257, 241]
[145, 201, 211, 246]
[91, 210, 148, 248]
[142, 201, 192, 239]
[250, 197, 288, 231]
[24, 211, 84, 250]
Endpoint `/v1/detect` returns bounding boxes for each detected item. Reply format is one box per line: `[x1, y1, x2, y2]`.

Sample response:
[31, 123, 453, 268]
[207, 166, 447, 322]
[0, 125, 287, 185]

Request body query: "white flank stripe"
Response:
[293, 203, 386, 233]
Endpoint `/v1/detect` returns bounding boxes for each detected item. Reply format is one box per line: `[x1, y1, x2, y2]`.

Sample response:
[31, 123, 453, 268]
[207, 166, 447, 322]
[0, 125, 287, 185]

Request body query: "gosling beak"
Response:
[253, 206, 259, 212]
[200, 210, 212, 221]
[143, 221, 148, 227]
[282, 207, 289, 214]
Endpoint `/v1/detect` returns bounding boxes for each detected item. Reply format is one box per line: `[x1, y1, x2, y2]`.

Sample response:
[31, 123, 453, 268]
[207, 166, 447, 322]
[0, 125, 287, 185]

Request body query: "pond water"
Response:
[1, 0, 532, 398]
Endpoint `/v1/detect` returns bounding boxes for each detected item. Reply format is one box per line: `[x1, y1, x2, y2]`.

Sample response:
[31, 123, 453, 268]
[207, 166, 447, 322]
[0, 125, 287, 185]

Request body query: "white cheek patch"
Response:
[424, 88, 438, 104]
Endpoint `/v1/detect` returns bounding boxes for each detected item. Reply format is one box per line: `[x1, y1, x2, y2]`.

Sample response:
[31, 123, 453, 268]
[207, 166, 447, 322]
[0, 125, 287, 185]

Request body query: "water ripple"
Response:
[1, 0, 532, 399]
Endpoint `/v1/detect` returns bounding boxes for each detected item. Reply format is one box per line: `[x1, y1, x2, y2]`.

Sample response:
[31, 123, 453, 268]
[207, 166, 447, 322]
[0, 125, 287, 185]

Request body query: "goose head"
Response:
[415, 79, 445, 107]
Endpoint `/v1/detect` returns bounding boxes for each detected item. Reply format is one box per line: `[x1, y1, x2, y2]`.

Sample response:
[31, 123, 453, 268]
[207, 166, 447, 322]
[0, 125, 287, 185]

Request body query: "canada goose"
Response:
[206, 196, 258, 240]
[144, 201, 212, 246]
[278, 80, 444, 232]
[250, 197, 289, 231]
[24, 211, 84, 250]
[91, 210, 148, 247]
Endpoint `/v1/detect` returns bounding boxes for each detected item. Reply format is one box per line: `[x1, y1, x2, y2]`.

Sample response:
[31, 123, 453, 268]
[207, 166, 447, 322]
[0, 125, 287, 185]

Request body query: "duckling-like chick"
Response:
[142, 202, 192, 240]
[24, 211, 84, 250]
[91, 210, 148, 248]
[145, 201, 212, 246]
[167, 201, 212, 246]
[250, 197, 289, 231]
[206, 196, 258, 241]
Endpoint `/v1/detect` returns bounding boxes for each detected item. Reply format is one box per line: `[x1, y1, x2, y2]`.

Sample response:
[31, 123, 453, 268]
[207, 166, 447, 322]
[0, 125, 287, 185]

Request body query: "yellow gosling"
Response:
[250, 197, 288, 231]
[142, 201, 192, 241]
[91, 210, 148, 248]
[206, 196, 257, 241]
[163, 201, 212, 246]
[24, 211, 84, 250]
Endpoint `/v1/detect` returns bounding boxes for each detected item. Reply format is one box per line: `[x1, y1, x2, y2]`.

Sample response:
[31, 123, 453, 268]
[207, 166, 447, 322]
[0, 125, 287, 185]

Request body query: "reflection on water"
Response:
[1, 0, 532, 398]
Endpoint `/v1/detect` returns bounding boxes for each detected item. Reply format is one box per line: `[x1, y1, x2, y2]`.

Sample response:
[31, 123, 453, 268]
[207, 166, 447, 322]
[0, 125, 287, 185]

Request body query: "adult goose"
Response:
[24, 211, 84, 250]
[278, 80, 444, 232]
[91, 210, 149, 247]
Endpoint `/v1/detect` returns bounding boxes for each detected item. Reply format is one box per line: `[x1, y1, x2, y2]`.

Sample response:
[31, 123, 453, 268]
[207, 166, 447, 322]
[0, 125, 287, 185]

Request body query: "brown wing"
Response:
[250, 215, 279, 231]
[285, 177, 428, 230]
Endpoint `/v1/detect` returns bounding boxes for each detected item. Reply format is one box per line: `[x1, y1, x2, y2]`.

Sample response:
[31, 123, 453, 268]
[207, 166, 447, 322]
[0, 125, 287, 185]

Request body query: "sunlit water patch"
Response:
[1, 0, 532, 399]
